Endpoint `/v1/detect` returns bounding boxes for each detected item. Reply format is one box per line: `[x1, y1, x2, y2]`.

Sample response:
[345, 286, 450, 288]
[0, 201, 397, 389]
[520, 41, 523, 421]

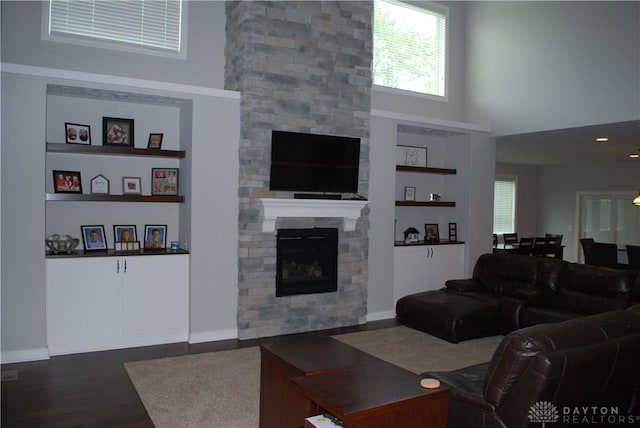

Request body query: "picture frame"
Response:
[113, 225, 137, 246]
[404, 186, 416, 201]
[90, 174, 110, 194]
[449, 222, 458, 241]
[396, 145, 427, 167]
[81, 225, 107, 251]
[53, 170, 82, 193]
[144, 224, 167, 249]
[122, 177, 142, 195]
[147, 133, 164, 149]
[425, 223, 440, 243]
[65, 122, 91, 145]
[430, 193, 442, 201]
[103, 117, 134, 147]
[151, 168, 179, 196]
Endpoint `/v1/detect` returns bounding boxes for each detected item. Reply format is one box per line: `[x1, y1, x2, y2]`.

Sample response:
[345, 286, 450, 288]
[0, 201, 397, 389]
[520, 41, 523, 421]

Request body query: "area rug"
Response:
[125, 326, 502, 428]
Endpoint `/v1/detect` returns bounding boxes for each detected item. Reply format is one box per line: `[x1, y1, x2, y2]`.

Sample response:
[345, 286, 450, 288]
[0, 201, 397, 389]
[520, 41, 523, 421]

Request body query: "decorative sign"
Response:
[396, 145, 427, 167]
[90, 174, 110, 194]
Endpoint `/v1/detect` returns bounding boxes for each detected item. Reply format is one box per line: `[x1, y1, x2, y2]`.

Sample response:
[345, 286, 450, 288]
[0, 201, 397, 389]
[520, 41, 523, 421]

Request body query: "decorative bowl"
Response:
[46, 234, 80, 254]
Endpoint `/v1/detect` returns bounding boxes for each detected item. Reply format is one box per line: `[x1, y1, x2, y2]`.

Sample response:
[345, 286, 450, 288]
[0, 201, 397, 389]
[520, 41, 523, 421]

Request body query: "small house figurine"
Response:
[403, 227, 420, 244]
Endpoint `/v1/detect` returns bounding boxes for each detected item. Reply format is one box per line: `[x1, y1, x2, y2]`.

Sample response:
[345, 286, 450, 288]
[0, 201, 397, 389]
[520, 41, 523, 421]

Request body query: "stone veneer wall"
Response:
[225, 1, 373, 340]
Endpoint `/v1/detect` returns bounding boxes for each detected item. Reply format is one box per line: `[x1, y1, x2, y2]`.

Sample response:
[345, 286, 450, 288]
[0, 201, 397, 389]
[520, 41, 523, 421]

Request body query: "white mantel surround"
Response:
[259, 198, 369, 232]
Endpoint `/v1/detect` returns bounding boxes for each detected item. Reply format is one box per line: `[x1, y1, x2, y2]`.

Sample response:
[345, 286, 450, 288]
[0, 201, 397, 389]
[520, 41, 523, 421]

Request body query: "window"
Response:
[373, 0, 447, 98]
[45, 0, 184, 56]
[493, 177, 516, 234]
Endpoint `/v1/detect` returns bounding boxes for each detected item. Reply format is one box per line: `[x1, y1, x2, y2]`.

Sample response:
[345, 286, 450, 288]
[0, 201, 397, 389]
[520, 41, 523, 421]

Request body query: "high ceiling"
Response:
[495, 120, 640, 166]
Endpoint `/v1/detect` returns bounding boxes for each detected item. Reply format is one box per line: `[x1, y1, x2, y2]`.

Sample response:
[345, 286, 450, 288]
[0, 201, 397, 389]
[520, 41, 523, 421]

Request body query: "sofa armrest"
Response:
[446, 279, 483, 292]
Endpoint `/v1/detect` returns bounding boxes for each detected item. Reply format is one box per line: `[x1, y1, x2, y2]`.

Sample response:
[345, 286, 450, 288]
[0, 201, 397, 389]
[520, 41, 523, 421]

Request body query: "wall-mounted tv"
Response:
[269, 130, 360, 194]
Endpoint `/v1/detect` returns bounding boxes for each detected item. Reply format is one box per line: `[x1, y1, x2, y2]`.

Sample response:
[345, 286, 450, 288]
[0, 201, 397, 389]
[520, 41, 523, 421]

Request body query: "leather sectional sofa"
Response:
[422, 310, 640, 428]
[395, 251, 639, 343]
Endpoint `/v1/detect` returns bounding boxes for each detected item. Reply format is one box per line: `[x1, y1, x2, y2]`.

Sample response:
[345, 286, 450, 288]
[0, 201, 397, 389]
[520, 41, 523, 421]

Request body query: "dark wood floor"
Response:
[1, 319, 399, 427]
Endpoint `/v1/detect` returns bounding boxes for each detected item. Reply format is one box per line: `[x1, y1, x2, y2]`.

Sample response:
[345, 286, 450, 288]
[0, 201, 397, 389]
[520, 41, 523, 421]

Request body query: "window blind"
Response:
[493, 179, 516, 234]
[49, 0, 182, 53]
[373, 0, 447, 97]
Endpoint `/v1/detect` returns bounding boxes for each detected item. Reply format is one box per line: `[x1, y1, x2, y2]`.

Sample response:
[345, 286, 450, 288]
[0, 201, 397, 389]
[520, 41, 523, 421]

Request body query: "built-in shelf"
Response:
[46, 142, 186, 159]
[396, 165, 456, 175]
[259, 198, 368, 232]
[395, 200, 456, 207]
[46, 193, 184, 203]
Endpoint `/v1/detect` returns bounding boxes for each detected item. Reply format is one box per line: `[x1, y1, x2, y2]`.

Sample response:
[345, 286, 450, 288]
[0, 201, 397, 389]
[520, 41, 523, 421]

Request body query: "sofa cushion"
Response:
[552, 263, 636, 314]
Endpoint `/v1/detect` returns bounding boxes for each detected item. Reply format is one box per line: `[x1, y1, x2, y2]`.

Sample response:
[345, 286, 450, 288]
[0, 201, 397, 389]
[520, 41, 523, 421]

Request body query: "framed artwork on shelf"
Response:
[404, 186, 416, 201]
[144, 224, 167, 249]
[113, 225, 137, 246]
[103, 117, 134, 147]
[147, 133, 164, 149]
[65, 122, 91, 145]
[90, 174, 110, 194]
[425, 223, 440, 243]
[396, 145, 427, 167]
[151, 168, 179, 195]
[449, 222, 457, 241]
[122, 177, 142, 195]
[53, 170, 82, 194]
[430, 193, 442, 201]
[81, 225, 107, 251]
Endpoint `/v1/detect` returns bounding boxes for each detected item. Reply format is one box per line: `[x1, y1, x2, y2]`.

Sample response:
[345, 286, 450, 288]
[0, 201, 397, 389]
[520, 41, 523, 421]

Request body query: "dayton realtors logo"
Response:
[528, 401, 639, 426]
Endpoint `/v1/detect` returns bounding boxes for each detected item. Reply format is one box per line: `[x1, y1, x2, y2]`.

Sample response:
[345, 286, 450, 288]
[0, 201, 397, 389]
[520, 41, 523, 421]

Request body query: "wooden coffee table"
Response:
[259, 336, 448, 428]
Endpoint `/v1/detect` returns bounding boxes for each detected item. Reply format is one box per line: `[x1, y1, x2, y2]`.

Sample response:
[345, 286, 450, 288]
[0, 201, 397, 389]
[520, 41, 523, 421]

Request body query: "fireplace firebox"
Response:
[276, 228, 338, 297]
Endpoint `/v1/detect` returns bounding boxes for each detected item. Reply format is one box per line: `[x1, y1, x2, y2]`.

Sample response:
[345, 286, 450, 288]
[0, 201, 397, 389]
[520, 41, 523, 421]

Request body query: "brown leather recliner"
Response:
[423, 310, 640, 428]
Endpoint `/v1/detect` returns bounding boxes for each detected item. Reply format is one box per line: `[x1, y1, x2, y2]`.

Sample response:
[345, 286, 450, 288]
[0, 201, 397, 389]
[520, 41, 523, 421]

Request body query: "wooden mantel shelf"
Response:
[259, 198, 369, 232]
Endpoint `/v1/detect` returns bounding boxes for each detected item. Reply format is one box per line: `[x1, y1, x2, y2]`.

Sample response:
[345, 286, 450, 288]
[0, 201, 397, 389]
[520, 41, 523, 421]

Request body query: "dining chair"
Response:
[580, 238, 595, 264]
[531, 237, 549, 256]
[590, 242, 619, 268]
[517, 237, 534, 255]
[626, 244, 640, 270]
[543, 234, 563, 258]
[502, 233, 519, 247]
[492, 234, 498, 252]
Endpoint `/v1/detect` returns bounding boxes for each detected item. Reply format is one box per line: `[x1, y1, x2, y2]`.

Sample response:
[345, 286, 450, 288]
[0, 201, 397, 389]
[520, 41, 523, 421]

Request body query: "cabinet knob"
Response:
[116, 260, 120, 273]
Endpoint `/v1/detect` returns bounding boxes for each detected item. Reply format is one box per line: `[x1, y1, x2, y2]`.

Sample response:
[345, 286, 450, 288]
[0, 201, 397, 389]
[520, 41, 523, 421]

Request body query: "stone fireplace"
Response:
[225, 1, 373, 340]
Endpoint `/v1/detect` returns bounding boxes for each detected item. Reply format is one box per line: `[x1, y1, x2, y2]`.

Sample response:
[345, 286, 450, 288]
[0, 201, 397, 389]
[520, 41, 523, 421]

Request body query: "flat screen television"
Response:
[269, 130, 360, 194]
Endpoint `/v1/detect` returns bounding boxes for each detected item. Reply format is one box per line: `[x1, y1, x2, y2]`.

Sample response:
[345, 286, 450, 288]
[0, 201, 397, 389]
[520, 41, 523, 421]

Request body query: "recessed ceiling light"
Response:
[630, 153, 640, 158]
[595, 137, 609, 142]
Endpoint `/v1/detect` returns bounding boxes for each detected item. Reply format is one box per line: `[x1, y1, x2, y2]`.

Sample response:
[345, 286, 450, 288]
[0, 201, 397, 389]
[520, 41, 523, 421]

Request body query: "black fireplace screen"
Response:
[276, 228, 338, 297]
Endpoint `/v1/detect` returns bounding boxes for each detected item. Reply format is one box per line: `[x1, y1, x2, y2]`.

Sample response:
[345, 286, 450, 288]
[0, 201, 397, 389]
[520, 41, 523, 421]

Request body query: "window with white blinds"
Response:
[373, 0, 447, 98]
[493, 178, 516, 234]
[46, 0, 183, 55]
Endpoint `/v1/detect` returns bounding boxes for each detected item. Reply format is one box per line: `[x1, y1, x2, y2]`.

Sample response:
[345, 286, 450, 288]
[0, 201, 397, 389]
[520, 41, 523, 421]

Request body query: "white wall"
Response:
[464, 1, 640, 135]
[0, 1, 226, 89]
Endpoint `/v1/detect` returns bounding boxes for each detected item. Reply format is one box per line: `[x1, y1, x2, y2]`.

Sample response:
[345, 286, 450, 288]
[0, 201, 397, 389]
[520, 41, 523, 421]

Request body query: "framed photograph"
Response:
[113, 225, 137, 245]
[53, 170, 82, 193]
[81, 225, 107, 251]
[430, 193, 442, 201]
[122, 177, 142, 195]
[103, 117, 134, 147]
[90, 174, 110, 194]
[404, 186, 416, 201]
[449, 222, 458, 241]
[152, 168, 179, 196]
[147, 133, 164, 149]
[396, 145, 427, 167]
[144, 224, 167, 249]
[65, 122, 91, 145]
[425, 223, 440, 243]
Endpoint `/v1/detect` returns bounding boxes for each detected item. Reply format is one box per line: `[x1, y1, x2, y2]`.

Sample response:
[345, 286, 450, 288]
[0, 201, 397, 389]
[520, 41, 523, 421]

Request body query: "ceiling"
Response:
[495, 120, 640, 166]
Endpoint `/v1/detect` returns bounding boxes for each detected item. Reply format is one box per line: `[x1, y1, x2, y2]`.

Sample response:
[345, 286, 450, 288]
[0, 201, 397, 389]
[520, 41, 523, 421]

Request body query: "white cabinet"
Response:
[46, 254, 188, 355]
[393, 244, 464, 305]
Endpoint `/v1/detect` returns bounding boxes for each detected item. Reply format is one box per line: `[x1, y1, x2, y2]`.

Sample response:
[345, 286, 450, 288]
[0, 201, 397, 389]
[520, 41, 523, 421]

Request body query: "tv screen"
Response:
[269, 130, 360, 194]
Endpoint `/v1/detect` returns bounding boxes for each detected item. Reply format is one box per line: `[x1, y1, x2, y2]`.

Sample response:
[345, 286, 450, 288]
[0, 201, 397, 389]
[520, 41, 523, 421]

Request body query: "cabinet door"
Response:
[121, 255, 189, 342]
[46, 258, 122, 354]
[393, 246, 429, 305]
[426, 244, 464, 290]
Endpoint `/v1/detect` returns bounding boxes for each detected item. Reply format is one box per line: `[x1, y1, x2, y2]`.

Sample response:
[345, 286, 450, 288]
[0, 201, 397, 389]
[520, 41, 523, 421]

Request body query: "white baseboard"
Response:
[366, 310, 396, 322]
[1, 348, 50, 364]
[189, 328, 238, 344]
